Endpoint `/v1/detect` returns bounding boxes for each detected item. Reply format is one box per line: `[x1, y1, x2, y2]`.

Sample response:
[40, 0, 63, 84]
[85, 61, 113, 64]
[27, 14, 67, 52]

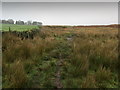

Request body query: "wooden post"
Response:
[9, 27, 11, 32]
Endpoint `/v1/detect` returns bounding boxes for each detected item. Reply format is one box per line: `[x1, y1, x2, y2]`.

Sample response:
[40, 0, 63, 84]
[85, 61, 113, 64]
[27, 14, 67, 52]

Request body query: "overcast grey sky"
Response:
[2, 2, 118, 25]
[1, 0, 119, 2]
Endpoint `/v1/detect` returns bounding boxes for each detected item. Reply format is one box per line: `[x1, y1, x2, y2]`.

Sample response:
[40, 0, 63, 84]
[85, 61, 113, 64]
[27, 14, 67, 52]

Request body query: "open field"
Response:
[1, 24, 39, 31]
[2, 25, 119, 88]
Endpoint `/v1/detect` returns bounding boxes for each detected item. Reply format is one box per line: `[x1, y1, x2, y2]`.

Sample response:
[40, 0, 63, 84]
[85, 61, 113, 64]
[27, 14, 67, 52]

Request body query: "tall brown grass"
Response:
[81, 74, 96, 88]
[69, 54, 89, 77]
[4, 60, 27, 88]
[2, 26, 118, 88]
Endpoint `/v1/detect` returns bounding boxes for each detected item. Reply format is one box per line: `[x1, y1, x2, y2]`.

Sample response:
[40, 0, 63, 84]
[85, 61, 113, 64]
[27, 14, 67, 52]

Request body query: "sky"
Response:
[2, 2, 118, 25]
[1, 0, 119, 2]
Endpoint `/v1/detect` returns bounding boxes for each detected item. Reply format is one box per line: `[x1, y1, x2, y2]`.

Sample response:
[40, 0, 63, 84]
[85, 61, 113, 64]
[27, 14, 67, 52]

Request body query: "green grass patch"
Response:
[1, 24, 39, 31]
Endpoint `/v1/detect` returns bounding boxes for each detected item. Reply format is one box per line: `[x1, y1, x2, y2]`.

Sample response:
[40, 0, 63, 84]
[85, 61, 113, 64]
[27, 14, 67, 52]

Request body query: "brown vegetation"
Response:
[2, 25, 119, 88]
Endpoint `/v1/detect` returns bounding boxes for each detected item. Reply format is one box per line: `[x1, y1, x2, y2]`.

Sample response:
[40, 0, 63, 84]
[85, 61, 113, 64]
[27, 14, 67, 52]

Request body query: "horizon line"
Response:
[42, 23, 118, 26]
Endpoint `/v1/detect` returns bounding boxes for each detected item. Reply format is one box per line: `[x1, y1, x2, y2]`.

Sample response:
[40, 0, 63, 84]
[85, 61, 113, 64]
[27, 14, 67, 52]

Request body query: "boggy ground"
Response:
[2, 25, 119, 88]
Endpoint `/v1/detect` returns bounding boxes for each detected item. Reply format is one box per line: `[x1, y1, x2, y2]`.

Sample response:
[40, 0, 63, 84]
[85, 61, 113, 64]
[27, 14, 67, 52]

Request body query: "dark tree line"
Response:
[1, 19, 14, 24]
[1, 19, 42, 25]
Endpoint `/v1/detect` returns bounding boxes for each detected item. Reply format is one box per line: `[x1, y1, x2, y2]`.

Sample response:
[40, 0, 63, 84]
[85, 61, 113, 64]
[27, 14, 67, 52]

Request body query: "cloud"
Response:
[2, 2, 118, 25]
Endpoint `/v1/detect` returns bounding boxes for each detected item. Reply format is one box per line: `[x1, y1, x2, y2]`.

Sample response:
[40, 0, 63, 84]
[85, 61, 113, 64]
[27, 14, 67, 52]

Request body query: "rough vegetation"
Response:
[2, 25, 119, 88]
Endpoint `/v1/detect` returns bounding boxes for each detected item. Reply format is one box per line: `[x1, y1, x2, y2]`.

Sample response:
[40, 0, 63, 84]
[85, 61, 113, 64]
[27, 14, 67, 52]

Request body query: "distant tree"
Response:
[0, 19, 1, 24]
[2, 20, 7, 24]
[16, 20, 24, 25]
[32, 21, 38, 25]
[27, 21, 32, 25]
[20, 21, 24, 25]
[32, 21, 42, 26]
[24, 22, 28, 25]
[37, 22, 42, 26]
[7, 19, 14, 24]
[15, 21, 18, 24]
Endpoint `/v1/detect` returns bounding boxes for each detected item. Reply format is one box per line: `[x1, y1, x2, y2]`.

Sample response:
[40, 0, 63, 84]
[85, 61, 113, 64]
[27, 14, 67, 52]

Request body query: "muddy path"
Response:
[54, 53, 63, 88]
